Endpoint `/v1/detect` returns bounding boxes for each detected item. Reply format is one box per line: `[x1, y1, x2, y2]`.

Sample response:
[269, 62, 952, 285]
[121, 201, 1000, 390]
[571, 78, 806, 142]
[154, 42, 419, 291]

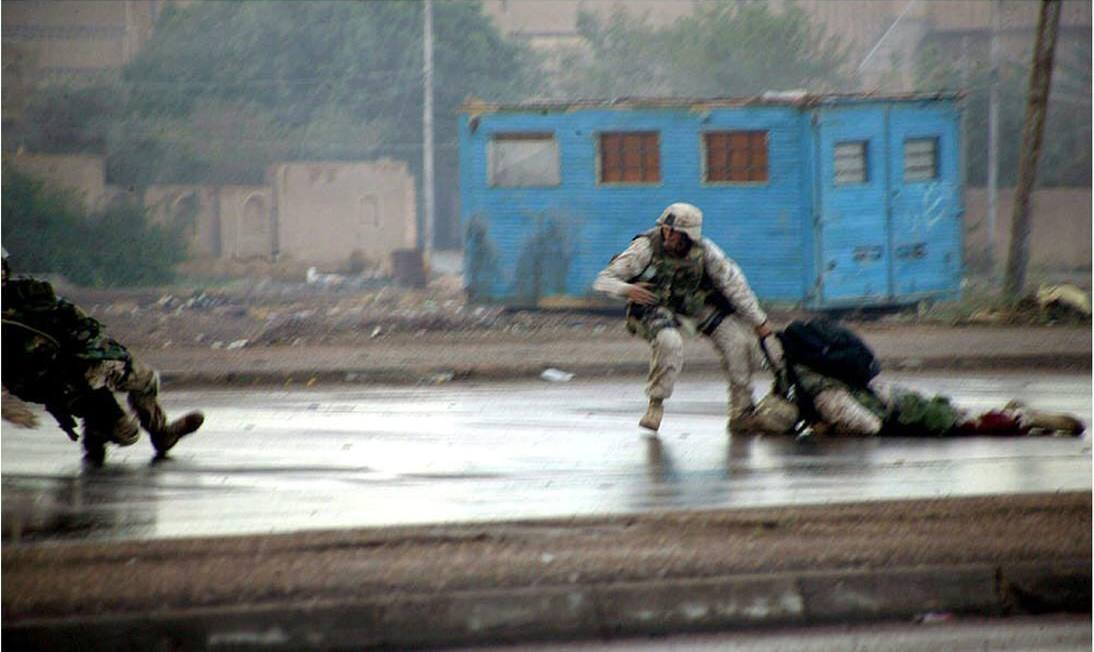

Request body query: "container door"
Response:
[814, 108, 892, 305]
[887, 105, 963, 298]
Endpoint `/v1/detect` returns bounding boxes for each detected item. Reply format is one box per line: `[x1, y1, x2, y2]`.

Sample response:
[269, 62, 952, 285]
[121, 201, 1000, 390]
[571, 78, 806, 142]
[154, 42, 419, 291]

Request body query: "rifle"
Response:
[45, 402, 80, 441]
[758, 334, 816, 439]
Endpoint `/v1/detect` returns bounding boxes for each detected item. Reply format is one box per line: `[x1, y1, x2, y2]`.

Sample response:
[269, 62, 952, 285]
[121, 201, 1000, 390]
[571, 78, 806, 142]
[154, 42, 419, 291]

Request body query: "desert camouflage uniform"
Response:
[594, 229, 772, 419]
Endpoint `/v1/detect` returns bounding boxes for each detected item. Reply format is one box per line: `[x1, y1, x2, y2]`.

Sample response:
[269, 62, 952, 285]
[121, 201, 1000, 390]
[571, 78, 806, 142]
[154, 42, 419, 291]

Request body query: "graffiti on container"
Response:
[465, 215, 499, 302]
[910, 181, 954, 233]
[514, 212, 574, 304]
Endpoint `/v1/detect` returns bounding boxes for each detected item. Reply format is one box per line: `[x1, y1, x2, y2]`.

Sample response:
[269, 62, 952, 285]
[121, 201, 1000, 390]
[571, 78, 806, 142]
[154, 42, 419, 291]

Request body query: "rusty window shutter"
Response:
[704, 130, 768, 182]
[600, 132, 660, 183]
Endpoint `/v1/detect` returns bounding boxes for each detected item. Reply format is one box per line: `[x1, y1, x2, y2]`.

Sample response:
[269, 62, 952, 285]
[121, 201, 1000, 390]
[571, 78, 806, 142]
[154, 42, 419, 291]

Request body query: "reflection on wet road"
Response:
[2, 372, 1090, 543]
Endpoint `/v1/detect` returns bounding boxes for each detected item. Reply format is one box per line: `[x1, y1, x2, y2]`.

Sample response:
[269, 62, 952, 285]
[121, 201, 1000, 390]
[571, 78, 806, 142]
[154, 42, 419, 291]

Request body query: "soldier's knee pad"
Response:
[655, 328, 683, 352]
[126, 362, 160, 397]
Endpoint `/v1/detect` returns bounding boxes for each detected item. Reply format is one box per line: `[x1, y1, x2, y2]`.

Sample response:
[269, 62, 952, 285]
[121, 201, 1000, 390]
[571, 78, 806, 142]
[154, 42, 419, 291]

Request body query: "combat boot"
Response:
[150, 411, 204, 455]
[639, 398, 664, 431]
[1005, 401, 1085, 436]
[727, 410, 762, 434]
[81, 403, 140, 448]
[82, 432, 107, 467]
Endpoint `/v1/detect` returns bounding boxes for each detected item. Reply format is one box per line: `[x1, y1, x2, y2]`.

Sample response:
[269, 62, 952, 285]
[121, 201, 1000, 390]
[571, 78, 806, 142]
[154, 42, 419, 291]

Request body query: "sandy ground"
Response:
[54, 279, 1091, 383]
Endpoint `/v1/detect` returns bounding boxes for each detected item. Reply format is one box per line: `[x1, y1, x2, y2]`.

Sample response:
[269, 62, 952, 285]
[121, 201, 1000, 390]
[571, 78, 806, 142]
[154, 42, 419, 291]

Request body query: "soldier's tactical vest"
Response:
[2, 277, 130, 409]
[624, 229, 734, 339]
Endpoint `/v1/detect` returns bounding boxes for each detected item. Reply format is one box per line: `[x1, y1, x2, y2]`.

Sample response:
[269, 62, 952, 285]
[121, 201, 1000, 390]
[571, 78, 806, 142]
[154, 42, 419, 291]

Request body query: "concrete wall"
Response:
[218, 186, 274, 260]
[144, 185, 221, 258]
[8, 152, 106, 209]
[965, 187, 1092, 271]
[270, 161, 416, 270]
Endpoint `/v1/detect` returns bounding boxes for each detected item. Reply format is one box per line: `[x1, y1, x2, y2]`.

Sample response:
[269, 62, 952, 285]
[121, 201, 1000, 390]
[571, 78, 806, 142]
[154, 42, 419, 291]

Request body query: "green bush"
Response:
[2, 168, 189, 286]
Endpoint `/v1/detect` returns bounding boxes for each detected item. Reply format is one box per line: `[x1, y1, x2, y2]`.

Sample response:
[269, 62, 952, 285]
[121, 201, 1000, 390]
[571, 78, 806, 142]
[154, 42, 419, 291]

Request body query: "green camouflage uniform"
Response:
[789, 365, 961, 437]
[2, 275, 167, 450]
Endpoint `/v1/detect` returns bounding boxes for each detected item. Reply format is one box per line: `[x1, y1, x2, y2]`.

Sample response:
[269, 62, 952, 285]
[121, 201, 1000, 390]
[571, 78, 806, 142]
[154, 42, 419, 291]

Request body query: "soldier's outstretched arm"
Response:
[701, 240, 768, 329]
[1, 388, 39, 429]
[593, 237, 653, 299]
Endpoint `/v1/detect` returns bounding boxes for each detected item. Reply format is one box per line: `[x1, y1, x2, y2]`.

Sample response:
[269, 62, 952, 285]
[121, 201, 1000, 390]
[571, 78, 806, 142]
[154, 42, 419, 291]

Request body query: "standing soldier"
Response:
[2, 249, 204, 465]
[594, 202, 775, 432]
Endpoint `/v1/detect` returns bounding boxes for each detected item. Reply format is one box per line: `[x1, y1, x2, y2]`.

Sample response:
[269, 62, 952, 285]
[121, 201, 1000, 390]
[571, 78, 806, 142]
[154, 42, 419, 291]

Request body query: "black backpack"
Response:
[777, 318, 881, 388]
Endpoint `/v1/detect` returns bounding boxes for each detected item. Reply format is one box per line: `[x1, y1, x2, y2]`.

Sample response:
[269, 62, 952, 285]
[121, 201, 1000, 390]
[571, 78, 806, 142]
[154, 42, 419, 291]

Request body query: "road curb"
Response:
[158, 354, 1092, 388]
[6, 560, 1088, 650]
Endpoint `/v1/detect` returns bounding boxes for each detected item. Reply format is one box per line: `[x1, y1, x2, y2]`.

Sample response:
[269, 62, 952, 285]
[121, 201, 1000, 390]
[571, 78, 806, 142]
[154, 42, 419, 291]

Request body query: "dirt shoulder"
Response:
[4, 492, 1088, 623]
[134, 324, 1091, 388]
[54, 283, 1091, 385]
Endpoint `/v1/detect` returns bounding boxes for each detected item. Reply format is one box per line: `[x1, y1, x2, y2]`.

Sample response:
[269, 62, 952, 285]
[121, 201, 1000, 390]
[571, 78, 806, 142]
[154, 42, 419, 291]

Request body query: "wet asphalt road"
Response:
[2, 371, 1090, 544]
[473, 615, 1091, 652]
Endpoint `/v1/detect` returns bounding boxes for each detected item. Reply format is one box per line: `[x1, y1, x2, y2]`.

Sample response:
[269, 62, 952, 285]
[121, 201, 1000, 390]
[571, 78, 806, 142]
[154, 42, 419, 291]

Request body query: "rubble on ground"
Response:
[967, 283, 1092, 326]
[67, 277, 623, 349]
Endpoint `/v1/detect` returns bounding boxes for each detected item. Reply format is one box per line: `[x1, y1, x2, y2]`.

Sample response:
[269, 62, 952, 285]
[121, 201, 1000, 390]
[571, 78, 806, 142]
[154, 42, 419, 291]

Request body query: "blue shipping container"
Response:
[459, 93, 963, 309]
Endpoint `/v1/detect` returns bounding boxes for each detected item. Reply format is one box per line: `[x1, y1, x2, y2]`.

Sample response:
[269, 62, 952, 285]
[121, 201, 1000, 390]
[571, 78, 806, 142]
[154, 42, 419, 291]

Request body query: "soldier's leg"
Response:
[82, 361, 140, 446]
[641, 327, 683, 431]
[75, 388, 138, 465]
[708, 316, 766, 427]
[113, 359, 204, 454]
[813, 387, 882, 436]
[646, 327, 683, 400]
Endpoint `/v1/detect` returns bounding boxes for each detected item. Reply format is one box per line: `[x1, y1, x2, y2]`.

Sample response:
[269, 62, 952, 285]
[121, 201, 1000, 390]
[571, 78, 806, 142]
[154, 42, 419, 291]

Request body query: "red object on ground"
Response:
[954, 410, 1029, 437]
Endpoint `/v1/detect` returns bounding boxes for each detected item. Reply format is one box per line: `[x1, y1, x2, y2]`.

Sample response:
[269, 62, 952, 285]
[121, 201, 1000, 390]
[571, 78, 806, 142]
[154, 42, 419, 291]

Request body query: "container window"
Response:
[488, 133, 560, 187]
[834, 141, 868, 185]
[600, 132, 660, 183]
[704, 131, 768, 182]
[904, 137, 939, 181]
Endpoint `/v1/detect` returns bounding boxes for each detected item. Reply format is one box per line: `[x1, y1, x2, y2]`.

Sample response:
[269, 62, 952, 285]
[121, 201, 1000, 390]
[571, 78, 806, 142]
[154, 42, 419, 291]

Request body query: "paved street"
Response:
[474, 615, 1091, 651]
[2, 371, 1090, 543]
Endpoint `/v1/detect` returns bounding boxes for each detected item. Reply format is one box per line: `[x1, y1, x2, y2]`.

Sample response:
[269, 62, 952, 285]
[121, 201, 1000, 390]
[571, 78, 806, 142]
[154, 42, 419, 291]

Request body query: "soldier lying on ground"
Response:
[751, 320, 1085, 438]
[1, 250, 204, 465]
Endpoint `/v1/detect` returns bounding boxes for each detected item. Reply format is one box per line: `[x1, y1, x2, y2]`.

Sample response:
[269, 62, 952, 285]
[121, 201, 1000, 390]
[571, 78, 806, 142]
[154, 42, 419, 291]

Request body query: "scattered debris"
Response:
[427, 371, 456, 384]
[965, 283, 1092, 325]
[1036, 283, 1091, 320]
[540, 368, 574, 382]
[61, 280, 626, 350]
[916, 611, 954, 624]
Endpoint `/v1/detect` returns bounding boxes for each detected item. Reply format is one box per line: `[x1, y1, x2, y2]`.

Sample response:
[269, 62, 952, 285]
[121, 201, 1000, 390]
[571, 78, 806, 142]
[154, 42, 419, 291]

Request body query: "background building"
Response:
[2, 0, 167, 121]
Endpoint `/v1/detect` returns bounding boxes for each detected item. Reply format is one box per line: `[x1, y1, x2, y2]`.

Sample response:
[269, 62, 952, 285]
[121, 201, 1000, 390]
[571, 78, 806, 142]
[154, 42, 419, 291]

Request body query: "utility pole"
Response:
[1002, 0, 1061, 301]
[422, 0, 435, 261]
[986, 0, 1001, 278]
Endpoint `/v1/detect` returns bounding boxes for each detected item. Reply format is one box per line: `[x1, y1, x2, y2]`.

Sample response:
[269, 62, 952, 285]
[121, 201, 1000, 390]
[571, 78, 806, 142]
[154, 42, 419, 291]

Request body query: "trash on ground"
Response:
[1036, 283, 1091, 319]
[540, 368, 574, 382]
[916, 611, 954, 624]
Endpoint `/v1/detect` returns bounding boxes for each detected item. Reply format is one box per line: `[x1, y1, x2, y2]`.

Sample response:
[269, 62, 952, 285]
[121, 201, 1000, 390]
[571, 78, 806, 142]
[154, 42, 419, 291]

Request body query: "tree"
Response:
[554, 2, 850, 98]
[2, 168, 188, 286]
[8, 80, 121, 154]
[115, 0, 543, 246]
[914, 29, 1090, 188]
[6, 1, 543, 248]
